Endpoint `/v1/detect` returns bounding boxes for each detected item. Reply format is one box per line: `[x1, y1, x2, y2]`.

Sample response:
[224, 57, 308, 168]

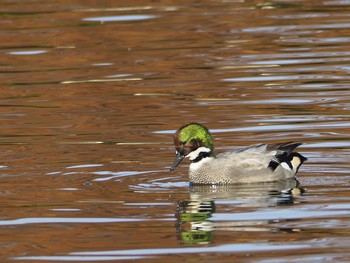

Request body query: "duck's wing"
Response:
[235, 142, 301, 154]
[220, 142, 307, 173]
[266, 142, 302, 154]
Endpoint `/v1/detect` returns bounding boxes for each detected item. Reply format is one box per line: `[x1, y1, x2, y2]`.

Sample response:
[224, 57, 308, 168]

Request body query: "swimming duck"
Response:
[170, 123, 307, 184]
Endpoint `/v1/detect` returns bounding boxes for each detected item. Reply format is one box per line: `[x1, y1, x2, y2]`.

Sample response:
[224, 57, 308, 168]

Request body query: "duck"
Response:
[170, 123, 307, 185]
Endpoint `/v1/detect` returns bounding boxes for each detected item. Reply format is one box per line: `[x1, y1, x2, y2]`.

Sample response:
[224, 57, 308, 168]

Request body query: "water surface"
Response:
[1, 0, 350, 262]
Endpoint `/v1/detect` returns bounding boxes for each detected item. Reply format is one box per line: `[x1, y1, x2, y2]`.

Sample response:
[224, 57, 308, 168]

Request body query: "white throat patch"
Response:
[185, 147, 211, 161]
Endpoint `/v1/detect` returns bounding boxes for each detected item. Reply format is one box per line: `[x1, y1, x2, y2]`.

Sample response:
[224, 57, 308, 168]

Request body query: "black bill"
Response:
[170, 152, 185, 171]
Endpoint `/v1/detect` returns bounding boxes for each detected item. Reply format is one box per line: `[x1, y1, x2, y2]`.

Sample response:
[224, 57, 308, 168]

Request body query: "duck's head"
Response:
[170, 123, 215, 171]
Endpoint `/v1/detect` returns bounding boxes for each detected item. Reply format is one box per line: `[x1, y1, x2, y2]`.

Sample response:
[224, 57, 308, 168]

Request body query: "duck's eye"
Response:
[180, 141, 186, 145]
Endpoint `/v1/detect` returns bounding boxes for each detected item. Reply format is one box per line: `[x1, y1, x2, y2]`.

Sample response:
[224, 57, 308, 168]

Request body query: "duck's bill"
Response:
[170, 154, 184, 171]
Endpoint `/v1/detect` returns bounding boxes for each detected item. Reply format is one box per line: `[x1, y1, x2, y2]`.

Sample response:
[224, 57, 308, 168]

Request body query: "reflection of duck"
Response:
[170, 123, 307, 184]
[175, 178, 304, 245]
[188, 178, 303, 205]
[176, 199, 215, 244]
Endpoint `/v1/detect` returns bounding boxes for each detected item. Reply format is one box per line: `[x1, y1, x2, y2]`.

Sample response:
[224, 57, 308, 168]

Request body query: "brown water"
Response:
[1, 0, 350, 262]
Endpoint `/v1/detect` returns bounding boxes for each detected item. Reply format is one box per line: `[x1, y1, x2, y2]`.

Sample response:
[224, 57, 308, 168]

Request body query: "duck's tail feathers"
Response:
[268, 143, 307, 173]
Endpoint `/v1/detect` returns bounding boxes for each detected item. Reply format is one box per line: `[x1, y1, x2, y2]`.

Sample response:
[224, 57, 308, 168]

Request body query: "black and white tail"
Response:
[268, 142, 307, 173]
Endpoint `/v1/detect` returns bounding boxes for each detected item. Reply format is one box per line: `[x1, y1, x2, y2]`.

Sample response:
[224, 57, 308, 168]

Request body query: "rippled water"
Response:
[1, 0, 350, 262]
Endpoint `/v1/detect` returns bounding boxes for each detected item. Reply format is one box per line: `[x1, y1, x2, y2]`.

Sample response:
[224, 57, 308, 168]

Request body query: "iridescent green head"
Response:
[170, 123, 215, 171]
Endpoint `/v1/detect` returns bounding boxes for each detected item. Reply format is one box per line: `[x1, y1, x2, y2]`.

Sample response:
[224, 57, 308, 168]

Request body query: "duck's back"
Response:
[188, 142, 306, 184]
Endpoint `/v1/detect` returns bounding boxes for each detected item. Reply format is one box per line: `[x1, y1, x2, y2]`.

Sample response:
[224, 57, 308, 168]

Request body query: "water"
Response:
[1, 0, 350, 262]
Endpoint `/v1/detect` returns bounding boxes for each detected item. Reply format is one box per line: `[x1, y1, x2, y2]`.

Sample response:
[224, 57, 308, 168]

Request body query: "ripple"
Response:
[241, 23, 350, 34]
[211, 206, 350, 221]
[58, 188, 79, 191]
[131, 181, 189, 191]
[238, 51, 350, 60]
[124, 202, 172, 206]
[67, 164, 104, 169]
[12, 255, 147, 261]
[8, 50, 48, 55]
[83, 15, 158, 22]
[155, 121, 350, 135]
[245, 115, 343, 123]
[301, 176, 350, 186]
[250, 56, 350, 65]
[304, 142, 350, 148]
[222, 74, 348, 82]
[279, 37, 350, 44]
[269, 13, 331, 19]
[324, 0, 350, 5]
[17, 238, 348, 261]
[69, 241, 310, 257]
[92, 170, 163, 182]
[50, 208, 81, 212]
[0, 217, 145, 226]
